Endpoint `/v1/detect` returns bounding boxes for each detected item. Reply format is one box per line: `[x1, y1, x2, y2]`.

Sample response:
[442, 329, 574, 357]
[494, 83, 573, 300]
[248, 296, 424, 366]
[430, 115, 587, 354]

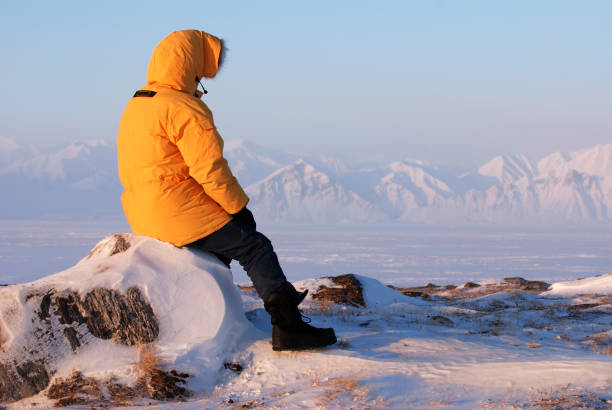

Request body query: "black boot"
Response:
[264, 289, 337, 351]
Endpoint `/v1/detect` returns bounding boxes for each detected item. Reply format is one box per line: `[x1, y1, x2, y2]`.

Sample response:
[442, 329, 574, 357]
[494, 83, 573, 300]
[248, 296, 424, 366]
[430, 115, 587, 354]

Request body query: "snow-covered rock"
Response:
[0, 234, 254, 403]
[294, 274, 427, 309]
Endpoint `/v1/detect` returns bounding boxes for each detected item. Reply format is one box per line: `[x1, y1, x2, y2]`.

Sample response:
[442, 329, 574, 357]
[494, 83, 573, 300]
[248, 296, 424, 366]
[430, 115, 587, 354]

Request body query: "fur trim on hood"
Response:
[146, 30, 224, 95]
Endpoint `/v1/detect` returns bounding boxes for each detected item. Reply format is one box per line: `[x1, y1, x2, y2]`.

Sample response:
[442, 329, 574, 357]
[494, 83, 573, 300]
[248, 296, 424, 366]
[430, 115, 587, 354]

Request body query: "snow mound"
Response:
[544, 273, 612, 297]
[355, 274, 418, 307]
[0, 234, 255, 404]
[294, 274, 426, 308]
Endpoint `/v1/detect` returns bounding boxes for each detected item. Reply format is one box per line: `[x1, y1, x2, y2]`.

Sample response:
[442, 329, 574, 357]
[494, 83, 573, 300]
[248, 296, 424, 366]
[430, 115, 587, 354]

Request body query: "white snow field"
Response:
[1, 220, 611, 288]
[3, 234, 610, 408]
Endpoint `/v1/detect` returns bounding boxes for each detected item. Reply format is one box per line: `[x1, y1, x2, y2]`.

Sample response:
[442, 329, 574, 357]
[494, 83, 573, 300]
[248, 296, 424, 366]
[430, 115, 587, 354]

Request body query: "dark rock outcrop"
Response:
[392, 277, 551, 300]
[0, 285, 158, 403]
[0, 360, 50, 403]
[45, 368, 191, 407]
[85, 233, 131, 259]
[504, 277, 550, 292]
[48, 287, 159, 348]
[312, 274, 366, 307]
[82, 287, 159, 346]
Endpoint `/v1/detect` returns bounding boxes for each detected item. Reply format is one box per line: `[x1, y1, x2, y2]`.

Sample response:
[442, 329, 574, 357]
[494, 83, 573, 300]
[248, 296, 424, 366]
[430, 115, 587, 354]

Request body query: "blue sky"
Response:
[1, 1, 610, 166]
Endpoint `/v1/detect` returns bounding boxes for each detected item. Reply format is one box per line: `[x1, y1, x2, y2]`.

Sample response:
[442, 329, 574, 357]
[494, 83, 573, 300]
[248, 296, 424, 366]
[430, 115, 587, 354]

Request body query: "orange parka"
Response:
[117, 30, 249, 246]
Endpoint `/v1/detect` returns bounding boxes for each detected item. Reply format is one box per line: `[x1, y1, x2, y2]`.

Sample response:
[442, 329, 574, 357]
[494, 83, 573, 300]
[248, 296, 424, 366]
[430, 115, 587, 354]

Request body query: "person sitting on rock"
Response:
[117, 29, 336, 351]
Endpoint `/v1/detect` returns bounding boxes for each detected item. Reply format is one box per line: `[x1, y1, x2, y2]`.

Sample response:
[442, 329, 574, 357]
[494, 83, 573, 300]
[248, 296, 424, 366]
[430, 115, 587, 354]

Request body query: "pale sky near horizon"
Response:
[1, 1, 610, 167]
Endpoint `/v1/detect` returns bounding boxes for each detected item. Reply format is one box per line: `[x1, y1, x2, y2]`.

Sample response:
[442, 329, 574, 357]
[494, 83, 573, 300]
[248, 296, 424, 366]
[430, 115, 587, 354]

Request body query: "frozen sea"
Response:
[0, 219, 610, 287]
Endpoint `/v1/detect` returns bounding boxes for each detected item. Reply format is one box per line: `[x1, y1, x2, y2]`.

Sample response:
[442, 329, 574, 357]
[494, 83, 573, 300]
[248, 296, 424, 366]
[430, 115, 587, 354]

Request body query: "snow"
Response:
[1, 138, 612, 224]
[538, 143, 612, 178]
[375, 161, 453, 218]
[223, 139, 292, 186]
[184, 272, 611, 408]
[1, 136, 612, 406]
[241, 143, 612, 225]
[355, 273, 421, 307]
[478, 153, 536, 183]
[3, 233, 611, 408]
[246, 159, 386, 224]
[8, 139, 113, 181]
[3, 221, 612, 288]
[544, 273, 612, 297]
[293, 277, 336, 294]
[0, 136, 19, 154]
[2, 234, 256, 400]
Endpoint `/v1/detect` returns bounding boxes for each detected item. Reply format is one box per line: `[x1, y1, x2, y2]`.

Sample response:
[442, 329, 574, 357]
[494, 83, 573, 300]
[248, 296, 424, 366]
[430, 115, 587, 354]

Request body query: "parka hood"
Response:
[147, 30, 223, 95]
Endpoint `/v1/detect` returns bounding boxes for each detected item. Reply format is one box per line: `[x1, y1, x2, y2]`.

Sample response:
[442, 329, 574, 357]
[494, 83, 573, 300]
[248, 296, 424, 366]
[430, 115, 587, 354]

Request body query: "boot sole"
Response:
[272, 326, 337, 351]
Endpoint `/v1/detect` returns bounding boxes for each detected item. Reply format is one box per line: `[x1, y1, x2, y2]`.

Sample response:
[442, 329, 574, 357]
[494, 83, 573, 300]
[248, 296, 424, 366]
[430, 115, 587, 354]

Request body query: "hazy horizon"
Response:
[3, 134, 611, 171]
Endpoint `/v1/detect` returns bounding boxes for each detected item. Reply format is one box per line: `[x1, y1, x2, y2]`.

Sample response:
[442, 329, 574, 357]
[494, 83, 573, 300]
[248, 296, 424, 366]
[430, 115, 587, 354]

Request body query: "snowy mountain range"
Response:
[1, 135, 610, 225]
[0, 137, 121, 218]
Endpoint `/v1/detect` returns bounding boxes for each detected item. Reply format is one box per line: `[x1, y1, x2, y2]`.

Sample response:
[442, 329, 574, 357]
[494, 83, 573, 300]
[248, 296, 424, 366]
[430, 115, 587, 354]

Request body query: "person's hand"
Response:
[231, 207, 256, 230]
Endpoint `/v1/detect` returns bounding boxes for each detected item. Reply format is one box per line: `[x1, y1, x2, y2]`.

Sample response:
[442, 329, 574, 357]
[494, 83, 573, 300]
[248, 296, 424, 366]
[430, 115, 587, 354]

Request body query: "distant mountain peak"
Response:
[538, 143, 612, 178]
[246, 159, 385, 224]
[478, 153, 536, 183]
[1, 138, 611, 224]
[0, 136, 19, 153]
[255, 159, 325, 187]
[224, 138, 251, 151]
[293, 158, 312, 168]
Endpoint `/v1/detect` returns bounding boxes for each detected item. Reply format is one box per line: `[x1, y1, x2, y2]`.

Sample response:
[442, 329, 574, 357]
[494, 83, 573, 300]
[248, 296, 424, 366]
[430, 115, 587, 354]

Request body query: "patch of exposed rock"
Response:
[240, 274, 367, 308]
[50, 286, 159, 347]
[311, 274, 366, 307]
[45, 367, 190, 407]
[0, 285, 158, 403]
[0, 234, 161, 404]
[390, 277, 551, 301]
[85, 233, 131, 259]
[0, 360, 50, 403]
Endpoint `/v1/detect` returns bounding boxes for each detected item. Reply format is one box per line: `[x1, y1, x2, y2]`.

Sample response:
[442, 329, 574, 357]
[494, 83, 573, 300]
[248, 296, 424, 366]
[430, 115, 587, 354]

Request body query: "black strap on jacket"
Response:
[133, 90, 157, 98]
